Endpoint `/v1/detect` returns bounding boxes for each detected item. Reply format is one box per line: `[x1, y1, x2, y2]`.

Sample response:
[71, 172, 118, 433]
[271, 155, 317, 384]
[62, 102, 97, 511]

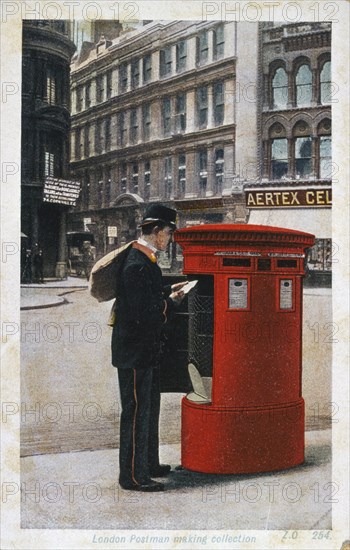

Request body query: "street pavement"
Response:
[20, 281, 332, 531]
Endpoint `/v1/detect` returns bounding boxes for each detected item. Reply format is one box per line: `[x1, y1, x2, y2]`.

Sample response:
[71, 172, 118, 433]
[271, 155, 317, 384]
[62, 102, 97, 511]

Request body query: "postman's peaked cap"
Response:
[140, 204, 177, 228]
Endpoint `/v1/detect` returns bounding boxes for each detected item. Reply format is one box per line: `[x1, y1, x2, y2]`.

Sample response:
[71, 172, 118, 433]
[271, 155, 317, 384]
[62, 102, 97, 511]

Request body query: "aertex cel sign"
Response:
[245, 188, 332, 208]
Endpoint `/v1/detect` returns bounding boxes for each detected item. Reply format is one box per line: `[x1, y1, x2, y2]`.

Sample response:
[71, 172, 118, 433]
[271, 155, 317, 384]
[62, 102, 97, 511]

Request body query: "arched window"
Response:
[272, 67, 288, 109]
[295, 64, 312, 107]
[293, 121, 312, 179]
[318, 119, 332, 179]
[269, 123, 288, 180]
[320, 61, 331, 104]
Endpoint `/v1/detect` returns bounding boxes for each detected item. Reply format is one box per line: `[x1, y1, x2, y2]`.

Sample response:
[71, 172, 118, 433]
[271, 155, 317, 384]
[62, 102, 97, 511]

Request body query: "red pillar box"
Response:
[175, 224, 315, 474]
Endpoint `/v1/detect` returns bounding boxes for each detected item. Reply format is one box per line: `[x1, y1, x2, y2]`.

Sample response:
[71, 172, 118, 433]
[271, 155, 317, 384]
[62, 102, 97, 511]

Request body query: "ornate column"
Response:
[311, 67, 319, 106]
[55, 209, 67, 279]
[288, 70, 295, 108]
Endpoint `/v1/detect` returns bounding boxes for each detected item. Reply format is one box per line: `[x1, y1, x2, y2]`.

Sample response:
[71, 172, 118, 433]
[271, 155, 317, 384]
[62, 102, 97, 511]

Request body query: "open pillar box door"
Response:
[175, 224, 315, 474]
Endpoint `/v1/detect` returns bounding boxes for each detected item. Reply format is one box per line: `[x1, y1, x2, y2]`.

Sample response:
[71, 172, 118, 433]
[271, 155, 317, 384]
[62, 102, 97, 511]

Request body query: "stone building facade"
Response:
[21, 21, 76, 279]
[68, 21, 259, 271]
[246, 22, 332, 286]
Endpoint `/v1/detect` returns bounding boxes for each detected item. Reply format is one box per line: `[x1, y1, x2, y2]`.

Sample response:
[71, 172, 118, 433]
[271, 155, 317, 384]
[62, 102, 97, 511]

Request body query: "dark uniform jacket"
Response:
[111, 244, 174, 369]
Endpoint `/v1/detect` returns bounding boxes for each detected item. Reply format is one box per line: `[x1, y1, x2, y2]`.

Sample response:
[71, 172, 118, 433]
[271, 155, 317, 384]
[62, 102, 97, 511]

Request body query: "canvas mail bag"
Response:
[89, 241, 135, 302]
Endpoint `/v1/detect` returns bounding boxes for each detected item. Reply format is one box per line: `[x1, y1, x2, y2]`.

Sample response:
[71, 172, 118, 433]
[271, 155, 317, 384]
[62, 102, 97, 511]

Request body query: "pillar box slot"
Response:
[175, 224, 315, 474]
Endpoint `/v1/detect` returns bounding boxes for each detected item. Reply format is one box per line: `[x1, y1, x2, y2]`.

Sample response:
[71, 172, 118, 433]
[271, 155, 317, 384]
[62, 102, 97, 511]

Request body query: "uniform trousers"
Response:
[117, 366, 161, 486]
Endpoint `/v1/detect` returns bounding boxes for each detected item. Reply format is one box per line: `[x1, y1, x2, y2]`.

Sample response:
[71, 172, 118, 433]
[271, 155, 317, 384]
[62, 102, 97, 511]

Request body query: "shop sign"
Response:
[107, 226, 118, 237]
[246, 188, 332, 208]
[43, 177, 81, 206]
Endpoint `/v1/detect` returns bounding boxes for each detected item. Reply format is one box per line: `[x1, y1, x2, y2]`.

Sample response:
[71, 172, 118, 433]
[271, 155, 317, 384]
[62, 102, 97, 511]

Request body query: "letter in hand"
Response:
[170, 280, 198, 304]
[171, 281, 188, 292]
[170, 280, 187, 305]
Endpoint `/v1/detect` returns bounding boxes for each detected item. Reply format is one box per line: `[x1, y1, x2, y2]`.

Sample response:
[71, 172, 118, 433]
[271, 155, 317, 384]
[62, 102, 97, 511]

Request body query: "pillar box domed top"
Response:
[175, 224, 315, 275]
[175, 224, 315, 247]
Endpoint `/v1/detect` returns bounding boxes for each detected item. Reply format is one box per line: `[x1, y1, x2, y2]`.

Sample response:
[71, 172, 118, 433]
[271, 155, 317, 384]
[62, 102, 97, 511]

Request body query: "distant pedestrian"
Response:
[82, 243, 94, 280]
[22, 249, 33, 283]
[34, 249, 44, 283]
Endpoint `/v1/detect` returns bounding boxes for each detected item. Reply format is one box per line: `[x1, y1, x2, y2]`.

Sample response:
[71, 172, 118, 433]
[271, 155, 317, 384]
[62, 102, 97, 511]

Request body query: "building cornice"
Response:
[262, 105, 331, 117]
[24, 24, 76, 62]
[244, 180, 332, 190]
[71, 20, 226, 75]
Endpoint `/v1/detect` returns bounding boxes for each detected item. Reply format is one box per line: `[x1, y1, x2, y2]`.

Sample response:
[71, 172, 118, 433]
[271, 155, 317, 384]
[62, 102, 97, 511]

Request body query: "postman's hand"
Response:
[170, 289, 185, 305]
[171, 281, 188, 292]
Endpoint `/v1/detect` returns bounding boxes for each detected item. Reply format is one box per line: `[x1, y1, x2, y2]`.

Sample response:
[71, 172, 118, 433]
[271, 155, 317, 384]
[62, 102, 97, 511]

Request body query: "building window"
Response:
[176, 41, 187, 72]
[84, 124, 90, 157]
[130, 108, 139, 144]
[119, 112, 127, 147]
[76, 85, 83, 112]
[105, 167, 111, 206]
[105, 179, 111, 207]
[43, 134, 62, 178]
[95, 119, 103, 154]
[175, 93, 186, 133]
[143, 54, 152, 83]
[144, 161, 151, 201]
[215, 149, 224, 194]
[317, 118, 332, 180]
[105, 117, 111, 151]
[96, 74, 104, 103]
[197, 31, 209, 64]
[197, 86, 208, 128]
[85, 82, 91, 108]
[46, 67, 56, 105]
[142, 103, 151, 141]
[319, 136, 332, 179]
[178, 154, 186, 198]
[295, 136, 312, 179]
[163, 98, 172, 136]
[213, 82, 224, 125]
[320, 60, 331, 104]
[131, 59, 140, 89]
[119, 63, 128, 93]
[132, 163, 139, 194]
[271, 138, 288, 180]
[83, 170, 90, 209]
[272, 67, 288, 109]
[199, 150, 208, 196]
[213, 24, 225, 60]
[106, 70, 112, 99]
[120, 162, 127, 193]
[164, 157, 172, 198]
[44, 151, 55, 177]
[160, 47, 172, 77]
[97, 168, 103, 208]
[75, 128, 81, 160]
[307, 239, 332, 272]
[292, 120, 313, 179]
[295, 63, 312, 107]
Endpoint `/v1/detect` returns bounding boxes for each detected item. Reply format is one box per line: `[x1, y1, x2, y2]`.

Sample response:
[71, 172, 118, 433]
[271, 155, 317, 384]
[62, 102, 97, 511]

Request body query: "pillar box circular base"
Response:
[181, 396, 305, 474]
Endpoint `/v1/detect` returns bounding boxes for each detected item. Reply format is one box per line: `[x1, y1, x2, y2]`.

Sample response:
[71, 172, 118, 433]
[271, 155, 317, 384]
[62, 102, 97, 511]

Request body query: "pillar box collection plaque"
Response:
[175, 224, 315, 474]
